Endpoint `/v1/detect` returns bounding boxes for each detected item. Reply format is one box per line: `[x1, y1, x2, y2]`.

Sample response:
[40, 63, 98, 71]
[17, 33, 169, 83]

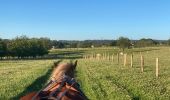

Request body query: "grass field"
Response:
[0, 47, 170, 99]
[0, 60, 55, 99]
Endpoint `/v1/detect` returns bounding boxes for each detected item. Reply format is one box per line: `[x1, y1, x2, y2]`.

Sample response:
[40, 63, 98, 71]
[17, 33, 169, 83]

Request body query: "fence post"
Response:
[93, 53, 96, 60]
[93, 53, 95, 59]
[131, 54, 133, 67]
[117, 53, 119, 64]
[124, 54, 127, 66]
[141, 55, 144, 72]
[108, 54, 110, 61]
[111, 55, 114, 62]
[156, 58, 159, 78]
[102, 53, 104, 60]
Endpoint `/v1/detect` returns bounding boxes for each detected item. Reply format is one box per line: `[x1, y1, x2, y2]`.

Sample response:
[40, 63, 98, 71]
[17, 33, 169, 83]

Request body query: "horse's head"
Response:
[52, 60, 77, 80]
[20, 60, 88, 100]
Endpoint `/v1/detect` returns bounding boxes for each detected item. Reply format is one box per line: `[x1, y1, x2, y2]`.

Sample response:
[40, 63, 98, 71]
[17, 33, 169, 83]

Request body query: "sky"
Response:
[0, 0, 170, 40]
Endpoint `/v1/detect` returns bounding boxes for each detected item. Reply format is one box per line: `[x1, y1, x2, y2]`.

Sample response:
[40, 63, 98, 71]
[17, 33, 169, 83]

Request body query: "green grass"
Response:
[0, 60, 55, 99]
[76, 47, 170, 100]
[77, 60, 170, 100]
[0, 47, 170, 99]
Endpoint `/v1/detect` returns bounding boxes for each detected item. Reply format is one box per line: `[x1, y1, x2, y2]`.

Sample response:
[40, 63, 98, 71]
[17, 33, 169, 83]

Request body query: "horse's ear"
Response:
[53, 60, 62, 68]
[54, 62, 58, 67]
[54, 61, 60, 67]
[72, 60, 78, 68]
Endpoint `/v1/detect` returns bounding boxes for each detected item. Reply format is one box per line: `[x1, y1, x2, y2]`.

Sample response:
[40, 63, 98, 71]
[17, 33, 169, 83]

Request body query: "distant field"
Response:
[0, 47, 170, 99]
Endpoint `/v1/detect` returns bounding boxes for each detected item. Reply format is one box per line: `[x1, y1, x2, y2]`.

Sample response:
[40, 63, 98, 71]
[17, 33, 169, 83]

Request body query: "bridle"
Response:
[32, 74, 82, 100]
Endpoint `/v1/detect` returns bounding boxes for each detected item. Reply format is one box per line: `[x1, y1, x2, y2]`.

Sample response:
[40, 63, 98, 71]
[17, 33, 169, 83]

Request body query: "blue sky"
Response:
[0, 0, 170, 40]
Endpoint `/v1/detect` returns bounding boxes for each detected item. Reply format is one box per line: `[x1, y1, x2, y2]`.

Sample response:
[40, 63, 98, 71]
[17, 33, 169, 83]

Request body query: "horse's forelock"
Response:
[55, 63, 74, 73]
[52, 61, 77, 80]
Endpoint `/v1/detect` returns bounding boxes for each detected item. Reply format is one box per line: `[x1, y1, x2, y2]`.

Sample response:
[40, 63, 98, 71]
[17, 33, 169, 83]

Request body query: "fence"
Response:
[83, 52, 159, 78]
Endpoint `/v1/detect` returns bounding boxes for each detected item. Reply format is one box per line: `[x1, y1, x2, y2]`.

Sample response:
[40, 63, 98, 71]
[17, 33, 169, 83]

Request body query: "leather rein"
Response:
[32, 75, 80, 100]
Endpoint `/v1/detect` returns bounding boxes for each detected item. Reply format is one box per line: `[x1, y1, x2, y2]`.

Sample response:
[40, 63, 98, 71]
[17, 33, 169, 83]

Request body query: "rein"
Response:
[21, 61, 88, 100]
[32, 75, 79, 100]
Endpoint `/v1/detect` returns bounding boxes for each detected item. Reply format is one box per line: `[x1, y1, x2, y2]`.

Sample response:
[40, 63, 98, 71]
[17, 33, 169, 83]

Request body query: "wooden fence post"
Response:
[93, 53, 95, 59]
[102, 53, 104, 60]
[141, 55, 144, 72]
[111, 55, 114, 62]
[96, 54, 101, 60]
[108, 54, 110, 61]
[131, 54, 133, 67]
[124, 54, 127, 66]
[156, 58, 159, 78]
[117, 53, 119, 64]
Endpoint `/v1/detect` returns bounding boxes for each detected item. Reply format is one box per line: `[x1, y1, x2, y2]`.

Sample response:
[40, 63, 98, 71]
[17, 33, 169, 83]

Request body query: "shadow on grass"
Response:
[12, 60, 62, 100]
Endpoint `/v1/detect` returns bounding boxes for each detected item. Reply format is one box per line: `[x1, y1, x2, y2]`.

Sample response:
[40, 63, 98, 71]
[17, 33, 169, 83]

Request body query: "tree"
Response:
[70, 42, 78, 48]
[117, 37, 131, 51]
[167, 39, 170, 45]
[0, 39, 7, 58]
[110, 40, 117, 46]
[7, 36, 29, 58]
[7, 36, 49, 58]
[81, 40, 93, 48]
[58, 42, 65, 48]
[135, 38, 158, 47]
[39, 38, 51, 49]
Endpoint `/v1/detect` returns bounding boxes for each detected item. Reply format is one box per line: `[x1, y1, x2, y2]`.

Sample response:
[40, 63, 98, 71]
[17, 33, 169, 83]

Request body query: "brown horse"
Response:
[20, 60, 88, 100]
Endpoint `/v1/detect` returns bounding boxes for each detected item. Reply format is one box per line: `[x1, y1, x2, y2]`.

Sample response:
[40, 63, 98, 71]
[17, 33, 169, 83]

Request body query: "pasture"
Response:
[0, 47, 170, 99]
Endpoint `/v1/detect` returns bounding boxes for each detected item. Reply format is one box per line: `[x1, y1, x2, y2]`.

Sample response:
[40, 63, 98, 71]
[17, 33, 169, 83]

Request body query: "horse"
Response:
[20, 60, 88, 100]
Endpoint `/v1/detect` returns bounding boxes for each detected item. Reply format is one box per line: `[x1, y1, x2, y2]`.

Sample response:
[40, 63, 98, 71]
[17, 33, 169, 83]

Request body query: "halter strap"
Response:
[56, 80, 76, 100]
[32, 75, 79, 100]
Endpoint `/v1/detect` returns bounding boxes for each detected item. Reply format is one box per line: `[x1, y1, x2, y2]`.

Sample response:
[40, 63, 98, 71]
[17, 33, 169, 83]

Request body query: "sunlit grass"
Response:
[0, 60, 55, 99]
[0, 47, 170, 99]
[76, 47, 170, 100]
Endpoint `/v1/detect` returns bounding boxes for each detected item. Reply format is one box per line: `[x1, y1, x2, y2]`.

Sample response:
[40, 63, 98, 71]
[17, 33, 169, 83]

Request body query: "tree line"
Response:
[0, 36, 50, 59]
[51, 37, 170, 49]
[0, 36, 170, 59]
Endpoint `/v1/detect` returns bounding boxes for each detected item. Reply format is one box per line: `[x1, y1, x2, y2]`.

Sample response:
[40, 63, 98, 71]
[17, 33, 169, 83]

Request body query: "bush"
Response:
[7, 36, 49, 58]
[117, 37, 131, 51]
